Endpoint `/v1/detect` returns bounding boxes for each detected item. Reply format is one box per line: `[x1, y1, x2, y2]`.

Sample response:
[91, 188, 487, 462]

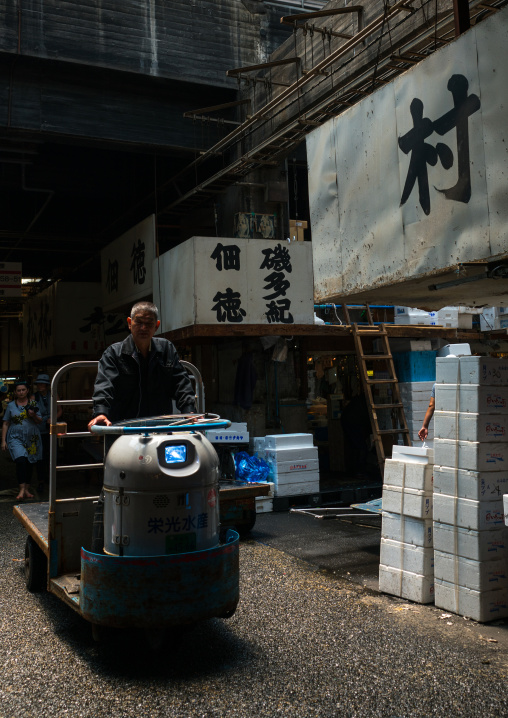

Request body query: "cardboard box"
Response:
[289, 218, 308, 242]
[433, 466, 508, 501]
[433, 494, 505, 530]
[433, 523, 508, 561]
[434, 550, 507, 591]
[434, 579, 508, 621]
[379, 564, 434, 604]
[434, 411, 508, 442]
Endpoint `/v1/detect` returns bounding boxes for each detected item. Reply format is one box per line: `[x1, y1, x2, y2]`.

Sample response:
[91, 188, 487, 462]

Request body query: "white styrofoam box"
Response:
[382, 486, 433, 520]
[434, 411, 508, 442]
[433, 466, 508, 501]
[382, 512, 433, 547]
[437, 343, 471, 358]
[379, 564, 434, 604]
[435, 384, 508, 414]
[434, 439, 508, 471]
[380, 537, 434, 575]
[436, 356, 508, 386]
[504, 494, 508, 526]
[436, 310, 472, 330]
[399, 381, 435, 397]
[272, 469, 320, 486]
[264, 434, 314, 449]
[434, 550, 507, 591]
[258, 482, 275, 498]
[433, 523, 508, 562]
[206, 424, 249, 443]
[274, 479, 320, 497]
[267, 459, 320, 478]
[480, 307, 508, 332]
[433, 494, 505, 530]
[263, 446, 318, 463]
[252, 436, 267, 453]
[434, 579, 508, 622]
[384, 459, 433, 492]
[255, 496, 273, 513]
[394, 307, 438, 326]
[391, 445, 434, 465]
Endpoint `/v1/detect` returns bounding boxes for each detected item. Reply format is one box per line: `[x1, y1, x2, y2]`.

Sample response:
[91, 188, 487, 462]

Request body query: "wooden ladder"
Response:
[342, 304, 411, 477]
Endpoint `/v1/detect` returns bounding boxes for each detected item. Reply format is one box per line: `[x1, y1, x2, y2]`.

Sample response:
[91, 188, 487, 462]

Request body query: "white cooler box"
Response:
[434, 579, 508, 622]
[434, 550, 507, 591]
[434, 412, 508, 442]
[264, 434, 314, 449]
[434, 439, 508, 471]
[380, 538, 434, 575]
[382, 512, 433, 547]
[379, 564, 434, 604]
[384, 459, 433, 492]
[435, 384, 508, 414]
[391, 445, 434, 465]
[433, 523, 508, 561]
[433, 466, 508, 501]
[382, 486, 432, 520]
[433, 494, 505, 530]
[436, 356, 508, 386]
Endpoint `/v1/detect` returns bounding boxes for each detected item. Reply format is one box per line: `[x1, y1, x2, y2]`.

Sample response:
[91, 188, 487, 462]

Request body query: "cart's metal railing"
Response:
[48, 360, 206, 512]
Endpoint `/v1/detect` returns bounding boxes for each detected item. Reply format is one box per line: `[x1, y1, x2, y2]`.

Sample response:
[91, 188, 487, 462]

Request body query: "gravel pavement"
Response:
[1, 500, 507, 718]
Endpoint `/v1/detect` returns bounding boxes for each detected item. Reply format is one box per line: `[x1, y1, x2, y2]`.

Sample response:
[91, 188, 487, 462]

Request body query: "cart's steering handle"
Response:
[90, 413, 231, 436]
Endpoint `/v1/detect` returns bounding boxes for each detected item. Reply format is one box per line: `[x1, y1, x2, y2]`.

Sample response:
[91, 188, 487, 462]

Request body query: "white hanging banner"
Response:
[101, 215, 155, 311]
[307, 11, 508, 304]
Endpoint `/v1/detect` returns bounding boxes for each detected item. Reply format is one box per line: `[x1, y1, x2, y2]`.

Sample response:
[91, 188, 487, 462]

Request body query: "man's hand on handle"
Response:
[88, 414, 112, 433]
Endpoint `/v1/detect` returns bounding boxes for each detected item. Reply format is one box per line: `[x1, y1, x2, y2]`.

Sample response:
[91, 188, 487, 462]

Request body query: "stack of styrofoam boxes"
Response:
[394, 307, 438, 325]
[433, 356, 508, 621]
[257, 434, 319, 498]
[436, 307, 473, 330]
[379, 445, 435, 603]
[480, 307, 508, 332]
[251, 437, 275, 513]
[399, 380, 435, 444]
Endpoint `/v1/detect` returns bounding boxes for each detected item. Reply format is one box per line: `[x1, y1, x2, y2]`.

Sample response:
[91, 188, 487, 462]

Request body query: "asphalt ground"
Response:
[1, 449, 508, 717]
[0, 496, 507, 717]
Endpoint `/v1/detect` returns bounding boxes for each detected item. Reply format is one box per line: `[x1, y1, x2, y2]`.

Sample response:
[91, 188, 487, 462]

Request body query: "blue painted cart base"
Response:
[80, 529, 239, 628]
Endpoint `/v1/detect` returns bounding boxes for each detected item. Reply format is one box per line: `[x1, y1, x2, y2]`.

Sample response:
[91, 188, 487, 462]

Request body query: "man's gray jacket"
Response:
[92, 335, 196, 423]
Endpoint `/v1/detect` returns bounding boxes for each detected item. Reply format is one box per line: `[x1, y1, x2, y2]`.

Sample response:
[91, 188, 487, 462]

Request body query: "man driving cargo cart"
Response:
[88, 301, 195, 430]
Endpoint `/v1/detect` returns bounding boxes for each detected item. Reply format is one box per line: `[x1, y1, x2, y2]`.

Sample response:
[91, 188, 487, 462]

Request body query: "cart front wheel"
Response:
[25, 536, 47, 592]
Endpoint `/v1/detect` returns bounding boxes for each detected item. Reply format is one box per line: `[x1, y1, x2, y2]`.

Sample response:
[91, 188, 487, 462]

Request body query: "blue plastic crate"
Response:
[392, 351, 437, 382]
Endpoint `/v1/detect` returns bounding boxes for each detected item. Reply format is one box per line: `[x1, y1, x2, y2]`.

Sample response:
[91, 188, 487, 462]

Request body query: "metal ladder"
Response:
[342, 305, 411, 477]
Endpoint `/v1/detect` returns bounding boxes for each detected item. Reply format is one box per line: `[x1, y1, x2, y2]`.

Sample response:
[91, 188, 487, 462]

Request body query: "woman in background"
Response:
[1, 380, 42, 500]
